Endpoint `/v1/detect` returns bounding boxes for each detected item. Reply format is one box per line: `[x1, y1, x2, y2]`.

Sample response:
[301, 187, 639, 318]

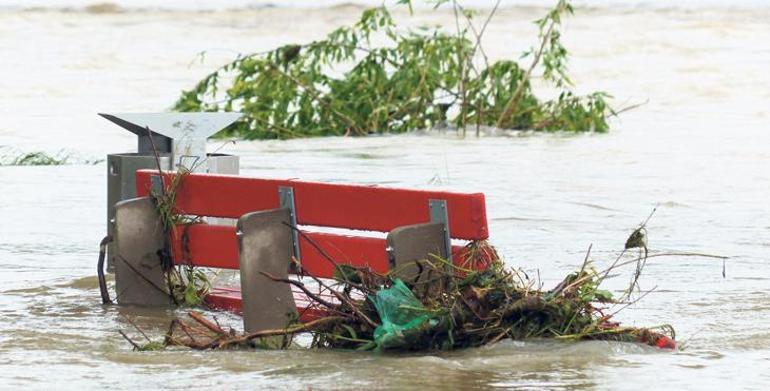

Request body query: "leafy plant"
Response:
[148, 163, 212, 307]
[174, 0, 614, 139]
[169, 265, 212, 307]
[0, 147, 104, 166]
[9, 151, 70, 166]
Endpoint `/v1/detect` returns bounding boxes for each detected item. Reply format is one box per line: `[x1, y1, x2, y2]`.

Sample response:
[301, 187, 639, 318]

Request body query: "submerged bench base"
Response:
[205, 287, 333, 322]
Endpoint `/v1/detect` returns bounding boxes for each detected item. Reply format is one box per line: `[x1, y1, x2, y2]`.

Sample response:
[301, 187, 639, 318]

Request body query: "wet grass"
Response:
[3, 151, 70, 166]
[0, 148, 102, 166]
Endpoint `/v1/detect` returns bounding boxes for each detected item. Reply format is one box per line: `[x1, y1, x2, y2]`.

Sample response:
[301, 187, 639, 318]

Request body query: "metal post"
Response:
[429, 199, 452, 261]
[278, 186, 301, 261]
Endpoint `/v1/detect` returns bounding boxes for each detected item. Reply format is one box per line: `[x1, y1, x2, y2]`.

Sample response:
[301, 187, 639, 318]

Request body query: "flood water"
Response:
[1, 1, 769, 389]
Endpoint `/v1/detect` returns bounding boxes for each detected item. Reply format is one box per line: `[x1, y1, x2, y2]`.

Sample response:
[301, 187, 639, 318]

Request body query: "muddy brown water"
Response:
[0, 2, 769, 389]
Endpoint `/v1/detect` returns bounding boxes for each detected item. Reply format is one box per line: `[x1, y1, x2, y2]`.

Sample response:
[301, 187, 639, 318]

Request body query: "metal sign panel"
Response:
[99, 112, 242, 172]
[278, 186, 301, 262]
[429, 199, 452, 261]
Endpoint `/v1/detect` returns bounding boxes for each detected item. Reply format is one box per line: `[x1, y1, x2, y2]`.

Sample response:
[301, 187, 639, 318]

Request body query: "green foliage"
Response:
[5, 151, 70, 166]
[174, 0, 613, 139]
[150, 170, 212, 307]
[537, 0, 575, 87]
[173, 266, 212, 306]
[137, 341, 165, 351]
[0, 147, 103, 166]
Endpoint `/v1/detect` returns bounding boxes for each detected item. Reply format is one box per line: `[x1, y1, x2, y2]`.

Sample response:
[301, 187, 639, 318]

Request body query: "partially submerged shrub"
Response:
[116, 203, 719, 353]
[0, 151, 70, 166]
[0, 147, 103, 166]
[159, 243, 677, 352]
[174, 0, 614, 139]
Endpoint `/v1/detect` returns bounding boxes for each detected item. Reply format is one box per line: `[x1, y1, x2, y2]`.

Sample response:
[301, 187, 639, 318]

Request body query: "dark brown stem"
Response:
[219, 316, 347, 348]
[118, 330, 142, 351]
[496, 21, 556, 128]
[259, 271, 338, 309]
[189, 311, 226, 335]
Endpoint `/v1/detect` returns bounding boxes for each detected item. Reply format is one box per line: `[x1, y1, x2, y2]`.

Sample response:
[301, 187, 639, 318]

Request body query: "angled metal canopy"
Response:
[99, 112, 242, 171]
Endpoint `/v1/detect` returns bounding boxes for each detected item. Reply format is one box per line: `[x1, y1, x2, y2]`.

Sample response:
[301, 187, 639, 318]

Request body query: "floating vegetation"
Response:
[163, 256, 675, 352]
[128, 220, 697, 353]
[1, 151, 71, 166]
[175, 0, 615, 139]
[0, 147, 103, 166]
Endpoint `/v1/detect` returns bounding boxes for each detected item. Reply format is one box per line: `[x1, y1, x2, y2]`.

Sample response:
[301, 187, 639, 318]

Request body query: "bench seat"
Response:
[205, 286, 336, 322]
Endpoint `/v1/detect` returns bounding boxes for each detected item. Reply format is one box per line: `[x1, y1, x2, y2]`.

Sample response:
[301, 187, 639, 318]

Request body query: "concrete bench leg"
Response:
[113, 197, 173, 306]
[237, 208, 298, 334]
[386, 222, 448, 286]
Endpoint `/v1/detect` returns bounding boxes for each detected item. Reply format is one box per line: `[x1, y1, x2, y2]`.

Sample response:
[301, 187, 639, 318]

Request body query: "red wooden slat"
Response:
[169, 224, 390, 278]
[171, 224, 238, 268]
[169, 223, 473, 278]
[204, 288, 241, 313]
[297, 231, 389, 277]
[136, 170, 488, 240]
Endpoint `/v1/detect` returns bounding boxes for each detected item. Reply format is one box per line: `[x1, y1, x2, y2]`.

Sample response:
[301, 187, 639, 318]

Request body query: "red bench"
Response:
[127, 169, 490, 330]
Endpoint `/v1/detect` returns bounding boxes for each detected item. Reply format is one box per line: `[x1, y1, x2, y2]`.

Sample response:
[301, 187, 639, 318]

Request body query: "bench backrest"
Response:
[135, 169, 489, 278]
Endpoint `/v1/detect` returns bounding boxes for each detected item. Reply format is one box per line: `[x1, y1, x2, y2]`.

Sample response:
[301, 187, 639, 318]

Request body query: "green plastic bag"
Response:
[368, 279, 435, 350]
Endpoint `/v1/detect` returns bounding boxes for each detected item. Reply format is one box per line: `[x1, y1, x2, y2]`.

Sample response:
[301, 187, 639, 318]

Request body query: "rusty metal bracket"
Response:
[278, 186, 301, 261]
[429, 199, 452, 261]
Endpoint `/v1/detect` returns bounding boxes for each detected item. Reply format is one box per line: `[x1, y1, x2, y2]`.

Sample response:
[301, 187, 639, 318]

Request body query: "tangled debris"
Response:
[148, 235, 679, 353]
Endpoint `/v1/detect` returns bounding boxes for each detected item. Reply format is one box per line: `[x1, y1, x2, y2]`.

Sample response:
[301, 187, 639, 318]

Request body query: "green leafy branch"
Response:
[174, 0, 614, 139]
